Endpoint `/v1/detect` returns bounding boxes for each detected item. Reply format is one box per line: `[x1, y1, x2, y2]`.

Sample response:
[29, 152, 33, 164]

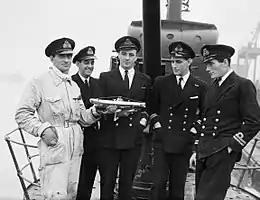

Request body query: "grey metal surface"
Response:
[25, 172, 259, 200]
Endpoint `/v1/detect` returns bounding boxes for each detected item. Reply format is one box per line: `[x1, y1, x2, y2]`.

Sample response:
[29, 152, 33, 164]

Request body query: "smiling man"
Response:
[193, 44, 260, 200]
[72, 46, 102, 200]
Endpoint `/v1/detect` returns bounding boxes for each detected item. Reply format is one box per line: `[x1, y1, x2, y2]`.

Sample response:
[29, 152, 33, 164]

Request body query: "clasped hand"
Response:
[41, 127, 59, 147]
[96, 105, 118, 115]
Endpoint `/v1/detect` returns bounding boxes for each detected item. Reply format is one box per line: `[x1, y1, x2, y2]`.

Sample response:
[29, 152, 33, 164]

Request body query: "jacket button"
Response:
[168, 126, 171, 130]
[129, 123, 133, 127]
[115, 123, 119, 126]
[200, 133, 204, 136]
[212, 132, 216, 136]
[183, 121, 187, 124]
[203, 118, 206, 121]
[217, 110, 221, 114]
[215, 118, 219, 122]
[184, 115, 187, 118]
[202, 125, 205, 129]
[130, 117, 132, 120]
[185, 108, 189, 111]
[183, 128, 186, 131]
[169, 119, 172, 123]
[170, 113, 173, 116]
[213, 126, 217, 130]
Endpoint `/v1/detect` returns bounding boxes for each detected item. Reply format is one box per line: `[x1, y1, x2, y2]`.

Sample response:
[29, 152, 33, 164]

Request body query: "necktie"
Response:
[124, 70, 129, 90]
[85, 79, 89, 89]
[215, 77, 222, 86]
[178, 77, 183, 90]
[211, 77, 221, 100]
[84, 79, 91, 106]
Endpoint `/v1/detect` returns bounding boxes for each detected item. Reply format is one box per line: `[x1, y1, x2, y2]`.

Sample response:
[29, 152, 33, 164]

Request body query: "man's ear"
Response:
[49, 55, 54, 62]
[223, 58, 229, 67]
[75, 61, 80, 67]
[187, 58, 193, 66]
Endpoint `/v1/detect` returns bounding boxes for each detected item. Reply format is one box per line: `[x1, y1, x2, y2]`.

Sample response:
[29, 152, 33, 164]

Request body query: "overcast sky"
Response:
[0, 0, 260, 197]
[1, 0, 260, 79]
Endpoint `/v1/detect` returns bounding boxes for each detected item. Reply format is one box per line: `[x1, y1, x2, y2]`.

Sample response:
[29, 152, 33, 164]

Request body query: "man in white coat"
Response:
[15, 38, 106, 200]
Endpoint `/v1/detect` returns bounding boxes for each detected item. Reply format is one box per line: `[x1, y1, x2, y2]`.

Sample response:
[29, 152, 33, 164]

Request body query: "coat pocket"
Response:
[45, 96, 64, 115]
[44, 142, 67, 166]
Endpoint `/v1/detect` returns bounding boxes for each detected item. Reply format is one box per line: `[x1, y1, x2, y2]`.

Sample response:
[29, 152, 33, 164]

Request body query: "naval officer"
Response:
[72, 46, 102, 200]
[150, 41, 207, 200]
[15, 38, 103, 200]
[193, 44, 260, 200]
[98, 36, 151, 200]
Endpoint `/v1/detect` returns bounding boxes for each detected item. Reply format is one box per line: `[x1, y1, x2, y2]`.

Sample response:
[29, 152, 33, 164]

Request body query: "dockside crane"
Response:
[237, 22, 260, 84]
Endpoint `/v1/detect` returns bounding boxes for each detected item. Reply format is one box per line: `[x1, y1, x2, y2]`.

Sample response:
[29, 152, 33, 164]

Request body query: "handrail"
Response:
[237, 138, 259, 188]
[5, 139, 38, 148]
[4, 128, 40, 200]
[18, 173, 40, 187]
[4, 127, 260, 200]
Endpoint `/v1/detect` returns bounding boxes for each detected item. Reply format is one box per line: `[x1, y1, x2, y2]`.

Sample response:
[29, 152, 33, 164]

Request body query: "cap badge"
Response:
[203, 48, 210, 56]
[124, 38, 133, 46]
[175, 44, 183, 52]
[87, 48, 94, 55]
[63, 40, 72, 49]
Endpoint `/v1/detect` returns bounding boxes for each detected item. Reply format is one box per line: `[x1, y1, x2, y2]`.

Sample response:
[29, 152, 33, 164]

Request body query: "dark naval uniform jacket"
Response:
[98, 68, 151, 150]
[152, 73, 207, 153]
[197, 72, 260, 159]
[72, 73, 102, 148]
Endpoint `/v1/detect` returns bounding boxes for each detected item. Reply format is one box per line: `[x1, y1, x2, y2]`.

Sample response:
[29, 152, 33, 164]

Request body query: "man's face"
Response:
[171, 57, 191, 76]
[205, 59, 229, 79]
[118, 49, 137, 70]
[50, 53, 73, 74]
[76, 59, 95, 78]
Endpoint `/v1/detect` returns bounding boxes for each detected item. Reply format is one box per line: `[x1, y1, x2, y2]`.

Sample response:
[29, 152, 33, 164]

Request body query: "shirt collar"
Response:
[219, 69, 233, 86]
[78, 72, 89, 83]
[50, 66, 72, 86]
[119, 66, 135, 78]
[176, 71, 190, 84]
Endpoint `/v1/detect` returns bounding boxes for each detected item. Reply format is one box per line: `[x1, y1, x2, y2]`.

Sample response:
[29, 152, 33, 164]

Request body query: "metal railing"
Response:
[4, 128, 40, 200]
[4, 128, 260, 200]
[232, 138, 260, 199]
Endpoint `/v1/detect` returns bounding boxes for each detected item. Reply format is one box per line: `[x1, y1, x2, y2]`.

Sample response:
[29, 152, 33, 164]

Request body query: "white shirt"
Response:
[219, 69, 233, 86]
[176, 71, 190, 89]
[78, 72, 90, 85]
[119, 66, 135, 89]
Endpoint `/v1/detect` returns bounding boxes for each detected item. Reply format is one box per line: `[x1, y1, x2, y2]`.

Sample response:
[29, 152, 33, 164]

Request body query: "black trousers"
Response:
[98, 146, 141, 200]
[76, 147, 100, 200]
[76, 126, 100, 200]
[195, 147, 238, 200]
[149, 149, 192, 200]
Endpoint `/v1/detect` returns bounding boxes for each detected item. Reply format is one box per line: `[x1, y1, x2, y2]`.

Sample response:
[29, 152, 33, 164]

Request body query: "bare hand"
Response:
[106, 105, 118, 114]
[227, 146, 232, 154]
[189, 152, 197, 171]
[96, 105, 118, 115]
[41, 127, 58, 147]
[143, 124, 150, 134]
